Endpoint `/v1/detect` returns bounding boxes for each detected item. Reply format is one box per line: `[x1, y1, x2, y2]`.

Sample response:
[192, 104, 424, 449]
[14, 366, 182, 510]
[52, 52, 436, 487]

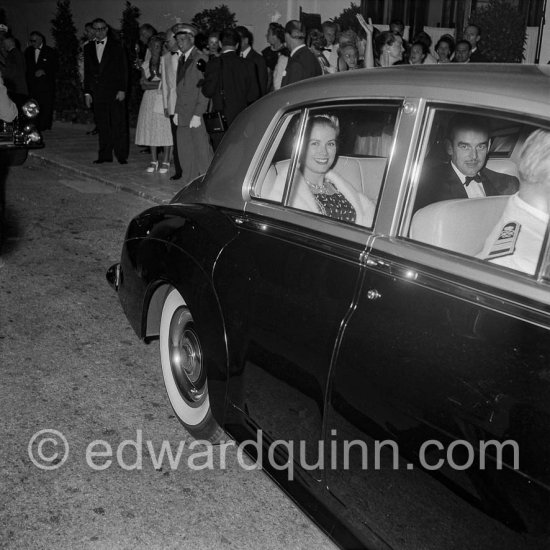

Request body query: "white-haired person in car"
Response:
[478, 129, 550, 275]
[266, 113, 375, 226]
[0, 72, 17, 122]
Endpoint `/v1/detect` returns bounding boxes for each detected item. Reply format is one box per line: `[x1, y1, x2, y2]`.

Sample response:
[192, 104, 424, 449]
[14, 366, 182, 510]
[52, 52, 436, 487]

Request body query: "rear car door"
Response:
[213, 102, 402, 486]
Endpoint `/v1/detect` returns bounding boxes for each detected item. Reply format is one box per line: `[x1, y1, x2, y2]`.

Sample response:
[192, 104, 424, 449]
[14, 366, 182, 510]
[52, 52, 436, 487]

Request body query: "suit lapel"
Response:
[445, 163, 468, 199]
[479, 168, 498, 195]
[177, 48, 195, 83]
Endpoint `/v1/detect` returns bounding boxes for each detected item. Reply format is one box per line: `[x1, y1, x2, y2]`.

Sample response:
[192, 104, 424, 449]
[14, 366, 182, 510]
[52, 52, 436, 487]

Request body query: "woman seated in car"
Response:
[266, 113, 376, 227]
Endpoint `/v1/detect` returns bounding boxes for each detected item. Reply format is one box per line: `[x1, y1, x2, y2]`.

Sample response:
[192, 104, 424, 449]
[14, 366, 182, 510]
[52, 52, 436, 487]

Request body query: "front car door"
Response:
[326, 103, 550, 548]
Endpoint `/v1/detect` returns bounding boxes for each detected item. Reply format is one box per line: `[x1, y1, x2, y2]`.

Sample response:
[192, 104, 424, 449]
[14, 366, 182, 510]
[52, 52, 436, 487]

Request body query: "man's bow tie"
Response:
[464, 174, 483, 186]
[96, 40, 105, 45]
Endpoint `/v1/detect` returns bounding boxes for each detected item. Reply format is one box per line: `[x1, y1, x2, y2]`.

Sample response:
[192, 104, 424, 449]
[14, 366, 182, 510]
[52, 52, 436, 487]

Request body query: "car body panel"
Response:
[111, 65, 550, 549]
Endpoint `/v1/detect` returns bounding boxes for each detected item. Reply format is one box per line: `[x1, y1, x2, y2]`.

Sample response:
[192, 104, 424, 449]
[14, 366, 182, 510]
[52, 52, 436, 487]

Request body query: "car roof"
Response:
[273, 63, 550, 106]
[187, 64, 550, 210]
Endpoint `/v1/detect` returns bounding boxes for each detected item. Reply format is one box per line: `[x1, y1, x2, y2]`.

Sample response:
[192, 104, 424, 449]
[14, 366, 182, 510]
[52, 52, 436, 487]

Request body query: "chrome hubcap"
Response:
[168, 307, 205, 403]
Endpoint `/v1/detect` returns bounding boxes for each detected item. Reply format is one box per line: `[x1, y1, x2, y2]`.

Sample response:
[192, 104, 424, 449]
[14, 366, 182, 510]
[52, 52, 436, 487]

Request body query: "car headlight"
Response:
[25, 130, 42, 144]
[22, 100, 40, 118]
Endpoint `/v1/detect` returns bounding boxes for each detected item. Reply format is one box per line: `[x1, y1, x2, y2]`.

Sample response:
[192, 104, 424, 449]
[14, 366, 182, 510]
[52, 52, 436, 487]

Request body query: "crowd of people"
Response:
[125, 16, 494, 180]
[0, 15, 493, 180]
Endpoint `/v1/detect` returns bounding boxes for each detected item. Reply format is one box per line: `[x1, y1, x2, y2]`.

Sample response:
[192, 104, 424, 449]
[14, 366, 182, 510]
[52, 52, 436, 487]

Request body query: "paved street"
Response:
[0, 160, 335, 549]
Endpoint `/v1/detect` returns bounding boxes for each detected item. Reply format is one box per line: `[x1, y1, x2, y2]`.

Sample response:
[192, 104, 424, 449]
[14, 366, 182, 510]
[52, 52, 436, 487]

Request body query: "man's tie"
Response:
[464, 174, 482, 186]
[96, 40, 104, 45]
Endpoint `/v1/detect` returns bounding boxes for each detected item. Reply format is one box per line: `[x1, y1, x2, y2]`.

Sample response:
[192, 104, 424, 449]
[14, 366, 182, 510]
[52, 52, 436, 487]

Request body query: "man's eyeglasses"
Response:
[93, 26, 107, 31]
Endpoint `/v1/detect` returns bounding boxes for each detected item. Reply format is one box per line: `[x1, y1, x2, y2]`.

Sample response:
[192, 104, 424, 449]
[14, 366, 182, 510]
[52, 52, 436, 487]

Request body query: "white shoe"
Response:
[159, 162, 170, 174]
[146, 161, 158, 173]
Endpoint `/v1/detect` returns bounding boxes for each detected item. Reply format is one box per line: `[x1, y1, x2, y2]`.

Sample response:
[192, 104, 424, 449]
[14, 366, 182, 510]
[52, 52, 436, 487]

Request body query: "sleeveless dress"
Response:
[135, 62, 173, 147]
[314, 190, 356, 223]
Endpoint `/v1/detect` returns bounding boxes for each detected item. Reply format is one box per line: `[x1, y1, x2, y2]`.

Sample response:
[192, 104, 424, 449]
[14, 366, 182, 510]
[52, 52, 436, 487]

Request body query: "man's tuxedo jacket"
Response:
[281, 45, 322, 87]
[415, 162, 519, 212]
[83, 38, 128, 102]
[202, 51, 259, 126]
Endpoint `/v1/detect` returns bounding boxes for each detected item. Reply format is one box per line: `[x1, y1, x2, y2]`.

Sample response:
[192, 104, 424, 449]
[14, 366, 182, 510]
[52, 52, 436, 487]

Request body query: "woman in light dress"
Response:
[135, 34, 173, 173]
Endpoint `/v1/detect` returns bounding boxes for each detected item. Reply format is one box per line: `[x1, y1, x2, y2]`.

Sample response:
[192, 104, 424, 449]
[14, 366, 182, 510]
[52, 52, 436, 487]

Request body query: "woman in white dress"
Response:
[135, 34, 173, 173]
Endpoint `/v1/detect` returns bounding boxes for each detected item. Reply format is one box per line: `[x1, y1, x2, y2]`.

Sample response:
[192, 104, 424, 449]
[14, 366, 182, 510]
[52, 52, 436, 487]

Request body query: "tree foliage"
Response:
[50, 0, 83, 116]
[469, 0, 526, 62]
[191, 4, 237, 34]
[120, 1, 141, 56]
[332, 3, 361, 34]
[120, 1, 142, 125]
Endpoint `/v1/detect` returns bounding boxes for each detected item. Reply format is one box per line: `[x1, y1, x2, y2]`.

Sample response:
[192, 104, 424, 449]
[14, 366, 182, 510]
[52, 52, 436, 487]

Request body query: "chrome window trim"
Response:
[244, 98, 405, 239]
[367, 236, 550, 327]
[391, 102, 550, 291]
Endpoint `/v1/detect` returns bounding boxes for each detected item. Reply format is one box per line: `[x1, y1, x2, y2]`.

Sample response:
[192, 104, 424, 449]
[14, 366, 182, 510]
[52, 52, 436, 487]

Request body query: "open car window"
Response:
[252, 104, 400, 230]
[402, 107, 550, 278]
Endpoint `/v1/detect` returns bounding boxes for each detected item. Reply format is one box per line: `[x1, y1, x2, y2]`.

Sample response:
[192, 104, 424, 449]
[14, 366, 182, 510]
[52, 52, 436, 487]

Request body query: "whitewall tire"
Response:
[159, 288, 223, 442]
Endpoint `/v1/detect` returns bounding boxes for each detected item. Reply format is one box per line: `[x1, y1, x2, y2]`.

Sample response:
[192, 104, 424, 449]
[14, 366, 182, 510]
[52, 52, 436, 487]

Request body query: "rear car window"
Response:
[252, 104, 399, 230]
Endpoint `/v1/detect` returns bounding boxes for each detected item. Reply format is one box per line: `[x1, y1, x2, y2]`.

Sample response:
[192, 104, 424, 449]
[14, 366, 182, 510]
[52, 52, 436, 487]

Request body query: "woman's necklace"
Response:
[304, 177, 330, 193]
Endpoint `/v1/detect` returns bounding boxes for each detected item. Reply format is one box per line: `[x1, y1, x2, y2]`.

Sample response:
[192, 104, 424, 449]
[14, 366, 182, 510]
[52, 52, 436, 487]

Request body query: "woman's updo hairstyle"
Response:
[307, 113, 340, 138]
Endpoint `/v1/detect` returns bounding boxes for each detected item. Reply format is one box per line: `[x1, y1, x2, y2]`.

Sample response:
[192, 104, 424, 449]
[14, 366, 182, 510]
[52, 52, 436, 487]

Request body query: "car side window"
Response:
[252, 105, 399, 229]
[404, 108, 550, 277]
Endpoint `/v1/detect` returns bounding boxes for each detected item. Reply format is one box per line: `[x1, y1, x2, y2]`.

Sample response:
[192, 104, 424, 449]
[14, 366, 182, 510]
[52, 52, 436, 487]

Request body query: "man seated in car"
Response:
[415, 114, 519, 211]
[478, 129, 550, 275]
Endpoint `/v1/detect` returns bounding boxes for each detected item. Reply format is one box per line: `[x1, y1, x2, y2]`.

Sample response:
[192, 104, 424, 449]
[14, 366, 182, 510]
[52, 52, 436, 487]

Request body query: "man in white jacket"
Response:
[0, 73, 17, 122]
[160, 25, 184, 180]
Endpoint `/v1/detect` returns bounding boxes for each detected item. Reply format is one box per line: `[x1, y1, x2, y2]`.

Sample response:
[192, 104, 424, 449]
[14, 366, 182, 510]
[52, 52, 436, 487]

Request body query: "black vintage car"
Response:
[0, 96, 44, 249]
[108, 65, 550, 549]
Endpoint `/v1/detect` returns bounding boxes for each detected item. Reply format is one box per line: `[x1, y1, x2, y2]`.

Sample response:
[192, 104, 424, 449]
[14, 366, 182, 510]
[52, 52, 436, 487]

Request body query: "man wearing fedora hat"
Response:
[173, 24, 213, 183]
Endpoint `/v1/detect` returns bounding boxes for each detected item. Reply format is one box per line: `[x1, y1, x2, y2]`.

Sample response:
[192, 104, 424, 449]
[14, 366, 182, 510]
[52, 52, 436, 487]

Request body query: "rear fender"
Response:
[117, 204, 238, 426]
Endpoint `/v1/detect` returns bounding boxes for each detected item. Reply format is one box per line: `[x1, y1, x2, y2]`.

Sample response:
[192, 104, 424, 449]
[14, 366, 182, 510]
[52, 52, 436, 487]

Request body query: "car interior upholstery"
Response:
[260, 156, 387, 203]
[409, 195, 510, 256]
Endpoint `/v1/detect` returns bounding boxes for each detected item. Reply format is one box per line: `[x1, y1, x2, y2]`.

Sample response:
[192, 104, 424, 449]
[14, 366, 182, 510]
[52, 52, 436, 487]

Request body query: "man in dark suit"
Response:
[453, 40, 472, 63]
[464, 25, 488, 62]
[202, 28, 259, 151]
[24, 31, 57, 131]
[83, 19, 129, 164]
[281, 20, 322, 87]
[235, 26, 268, 98]
[415, 114, 519, 212]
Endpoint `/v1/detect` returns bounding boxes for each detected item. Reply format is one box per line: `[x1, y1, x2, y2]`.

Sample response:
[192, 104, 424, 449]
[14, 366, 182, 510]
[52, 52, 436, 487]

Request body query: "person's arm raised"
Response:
[356, 14, 375, 68]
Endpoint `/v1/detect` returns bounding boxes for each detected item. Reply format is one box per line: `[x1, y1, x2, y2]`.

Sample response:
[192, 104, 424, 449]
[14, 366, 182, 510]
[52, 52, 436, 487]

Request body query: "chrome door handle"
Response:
[366, 256, 418, 281]
[367, 289, 381, 300]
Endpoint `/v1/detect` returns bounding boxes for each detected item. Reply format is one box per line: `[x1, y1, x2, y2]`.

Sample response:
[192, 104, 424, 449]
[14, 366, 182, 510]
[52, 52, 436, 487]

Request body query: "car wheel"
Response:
[159, 288, 224, 443]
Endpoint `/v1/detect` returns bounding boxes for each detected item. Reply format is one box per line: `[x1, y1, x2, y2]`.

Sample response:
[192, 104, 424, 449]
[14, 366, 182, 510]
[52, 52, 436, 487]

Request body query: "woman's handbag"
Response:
[202, 57, 228, 134]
